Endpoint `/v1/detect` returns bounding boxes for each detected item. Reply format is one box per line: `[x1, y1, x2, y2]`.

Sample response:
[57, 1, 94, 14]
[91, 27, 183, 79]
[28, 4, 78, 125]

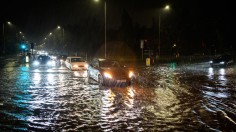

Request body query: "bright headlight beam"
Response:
[104, 72, 112, 78]
[129, 71, 134, 78]
[33, 61, 39, 66]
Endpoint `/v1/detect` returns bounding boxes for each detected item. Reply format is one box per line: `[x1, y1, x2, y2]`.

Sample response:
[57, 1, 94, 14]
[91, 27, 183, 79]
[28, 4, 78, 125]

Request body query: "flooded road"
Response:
[0, 58, 236, 131]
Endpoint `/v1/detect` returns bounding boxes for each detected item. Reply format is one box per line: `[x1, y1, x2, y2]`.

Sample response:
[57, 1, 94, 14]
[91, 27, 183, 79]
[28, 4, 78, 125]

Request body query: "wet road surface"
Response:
[0, 58, 236, 131]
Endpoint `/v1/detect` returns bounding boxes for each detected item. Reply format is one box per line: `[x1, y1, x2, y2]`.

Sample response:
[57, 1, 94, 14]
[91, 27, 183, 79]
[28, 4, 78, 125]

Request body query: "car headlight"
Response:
[47, 61, 55, 66]
[220, 62, 225, 64]
[73, 65, 78, 68]
[129, 71, 134, 78]
[33, 61, 39, 66]
[84, 64, 88, 68]
[209, 61, 213, 63]
[104, 72, 112, 79]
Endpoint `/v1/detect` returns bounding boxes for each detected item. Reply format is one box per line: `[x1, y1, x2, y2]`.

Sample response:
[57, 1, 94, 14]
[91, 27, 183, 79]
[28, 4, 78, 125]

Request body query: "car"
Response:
[87, 58, 135, 86]
[209, 54, 234, 67]
[31, 55, 56, 68]
[65, 56, 88, 70]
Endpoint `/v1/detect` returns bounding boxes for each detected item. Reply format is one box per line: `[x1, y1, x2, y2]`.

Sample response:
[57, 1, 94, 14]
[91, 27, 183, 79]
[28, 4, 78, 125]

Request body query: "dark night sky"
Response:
[1, 0, 235, 54]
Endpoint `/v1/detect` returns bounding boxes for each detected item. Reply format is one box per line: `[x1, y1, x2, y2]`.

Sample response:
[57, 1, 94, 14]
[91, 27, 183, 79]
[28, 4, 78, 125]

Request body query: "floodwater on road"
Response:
[0, 58, 236, 131]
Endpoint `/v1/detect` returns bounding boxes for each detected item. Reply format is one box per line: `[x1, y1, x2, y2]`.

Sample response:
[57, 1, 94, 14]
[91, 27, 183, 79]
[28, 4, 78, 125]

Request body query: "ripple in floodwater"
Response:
[0, 62, 236, 131]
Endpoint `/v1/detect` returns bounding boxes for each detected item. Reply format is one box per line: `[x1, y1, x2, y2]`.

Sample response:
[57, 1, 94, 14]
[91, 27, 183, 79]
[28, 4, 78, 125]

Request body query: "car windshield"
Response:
[71, 58, 85, 62]
[37, 55, 50, 62]
[99, 60, 120, 67]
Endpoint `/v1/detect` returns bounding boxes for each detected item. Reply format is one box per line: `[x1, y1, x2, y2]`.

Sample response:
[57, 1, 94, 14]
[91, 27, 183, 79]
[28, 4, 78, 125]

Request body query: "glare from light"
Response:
[220, 62, 225, 65]
[73, 65, 78, 68]
[74, 71, 87, 77]
[94, 0, 99, 2]
[57, 26, 61, 29]
[59, 74, 65, 82]
[129, 71, 134, 78]
[219, 68, 225, 75]
[7, 21, 11, 25]
[33, 73, 41, 85]
[104, 72, 112, 79]
[125, 87, 134, 108]
[208, 67, 214, 75]
[74, 71, 79, 77]
[165, 5, 170, 10]
[47, 69, 53, 72]
[49, 32, 52, 35]
[102, 89, 115, 108]
[33, 61, 39, 66]
[47, 74, 54, 83]
[47, 61, 55, 66]
[84, 64, 88, 68]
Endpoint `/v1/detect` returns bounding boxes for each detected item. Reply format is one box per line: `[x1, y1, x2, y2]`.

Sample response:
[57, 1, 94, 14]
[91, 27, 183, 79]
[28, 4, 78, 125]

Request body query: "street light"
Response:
[94, 0, 107, 58]
[158, 5, 170, 57]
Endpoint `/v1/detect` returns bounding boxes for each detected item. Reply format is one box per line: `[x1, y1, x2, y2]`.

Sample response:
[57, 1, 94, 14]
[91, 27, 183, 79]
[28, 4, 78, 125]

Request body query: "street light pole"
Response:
[158, 5, 170, 57]
[158, 13, 161, 57]
[104, 1, 107, 58]
[94, 0, 107, 58]
[2, 23, 5, 54]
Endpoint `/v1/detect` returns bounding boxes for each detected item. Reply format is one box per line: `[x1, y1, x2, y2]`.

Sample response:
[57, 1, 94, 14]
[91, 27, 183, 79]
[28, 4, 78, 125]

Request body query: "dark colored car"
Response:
[210, 54, 234, 67]
[87, 58, 135, 86]
[31, 55, 56, 68]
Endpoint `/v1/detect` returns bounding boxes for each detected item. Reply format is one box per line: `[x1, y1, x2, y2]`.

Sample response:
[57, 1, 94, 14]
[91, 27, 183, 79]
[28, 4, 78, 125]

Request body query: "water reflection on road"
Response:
[0, 60, 235, 131]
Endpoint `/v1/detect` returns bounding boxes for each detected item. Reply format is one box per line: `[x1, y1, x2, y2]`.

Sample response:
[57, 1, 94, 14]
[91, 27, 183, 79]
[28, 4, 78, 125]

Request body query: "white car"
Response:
[65, 56, 88, 70]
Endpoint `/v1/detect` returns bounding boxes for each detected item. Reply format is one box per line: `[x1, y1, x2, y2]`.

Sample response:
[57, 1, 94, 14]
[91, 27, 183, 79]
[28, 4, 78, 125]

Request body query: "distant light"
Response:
[173, 44, 176, 48]
[57, 26, 61, 29]
[94, 0, 99, 2]
[49, 32, 52, 35]
[21, 45, 26, 49]
[7, 21, 11, 25]
[165, 5, 170, 10]
[19, 32, 22, 34]
[45, 38, 47, 40]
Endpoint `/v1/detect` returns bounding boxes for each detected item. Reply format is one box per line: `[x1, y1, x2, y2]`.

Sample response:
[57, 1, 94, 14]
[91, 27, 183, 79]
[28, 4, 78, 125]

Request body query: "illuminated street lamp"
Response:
[94, 0, 107, 58]
[158, 5, 170, 57]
